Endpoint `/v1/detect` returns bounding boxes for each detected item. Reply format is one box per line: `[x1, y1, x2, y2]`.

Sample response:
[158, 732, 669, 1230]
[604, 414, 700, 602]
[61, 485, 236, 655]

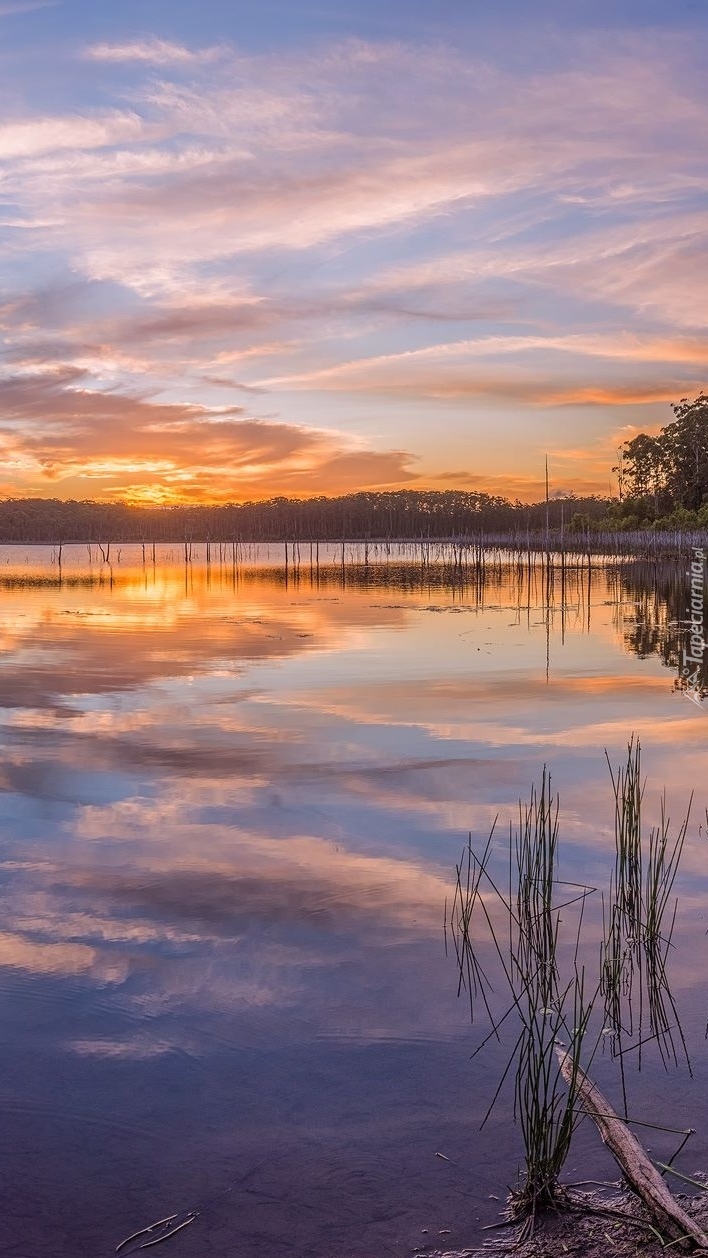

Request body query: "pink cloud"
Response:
[256, 334, 707, 407]
[0, 111, 145, 160]
[1, 30, 708, 500]
[83, 39, 222, 65]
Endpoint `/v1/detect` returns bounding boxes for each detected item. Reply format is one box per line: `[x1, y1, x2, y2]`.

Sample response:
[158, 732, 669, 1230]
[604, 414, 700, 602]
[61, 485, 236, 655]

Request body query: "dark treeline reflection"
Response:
[613, 560, 708, 697]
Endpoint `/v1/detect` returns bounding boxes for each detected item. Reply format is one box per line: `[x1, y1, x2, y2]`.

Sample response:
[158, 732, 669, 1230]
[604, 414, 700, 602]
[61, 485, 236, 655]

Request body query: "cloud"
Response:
[200, 375, 265, 393]
[67, 1036, 179, 1059]
[0, 367, 417, 501]
[7, 35, 705, 283]
[429, 469, 609, 498]
[1, 30, 708, 498]
[363, 206, 708, 334]
[83, 39, 222, 66]
[0, 929, 125, 982]
[0, 111, 145, 160]
[257, 335, 707, 406]
[0, 0, 57, 15]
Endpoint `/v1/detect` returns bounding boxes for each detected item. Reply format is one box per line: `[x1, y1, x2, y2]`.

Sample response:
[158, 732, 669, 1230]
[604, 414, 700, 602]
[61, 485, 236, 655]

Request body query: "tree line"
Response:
[0, 489, 613, 544]
[2, 393, 708, 542]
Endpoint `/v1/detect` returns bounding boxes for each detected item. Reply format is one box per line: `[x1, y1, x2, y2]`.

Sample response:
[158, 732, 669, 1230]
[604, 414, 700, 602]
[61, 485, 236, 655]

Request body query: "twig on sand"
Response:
[554, 1045, 708, 1251]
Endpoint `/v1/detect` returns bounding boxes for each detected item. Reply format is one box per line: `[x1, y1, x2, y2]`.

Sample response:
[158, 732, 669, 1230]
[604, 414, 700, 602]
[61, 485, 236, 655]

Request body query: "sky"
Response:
[0, 0, 707, 505]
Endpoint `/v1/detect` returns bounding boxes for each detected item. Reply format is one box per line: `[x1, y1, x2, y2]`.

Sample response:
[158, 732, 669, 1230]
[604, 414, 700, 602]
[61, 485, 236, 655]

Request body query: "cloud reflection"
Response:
[0, 552, 705, 1054]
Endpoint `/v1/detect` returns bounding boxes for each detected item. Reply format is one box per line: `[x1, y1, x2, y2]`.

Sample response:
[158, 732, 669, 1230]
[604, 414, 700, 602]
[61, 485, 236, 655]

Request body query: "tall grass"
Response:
[448, 771, 599, 1232]
[606, 735, 643, 935]
[601, 739, 691, 1089]
[449, 747, 693, 1234]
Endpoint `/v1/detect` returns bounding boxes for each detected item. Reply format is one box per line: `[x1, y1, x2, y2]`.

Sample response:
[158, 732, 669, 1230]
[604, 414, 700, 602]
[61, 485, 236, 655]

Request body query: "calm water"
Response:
[1, 543, 707, 1257]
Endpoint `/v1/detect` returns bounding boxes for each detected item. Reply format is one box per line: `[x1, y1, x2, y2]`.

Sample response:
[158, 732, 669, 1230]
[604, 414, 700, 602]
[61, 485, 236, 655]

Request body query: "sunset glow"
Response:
[1, 1, 708, 503]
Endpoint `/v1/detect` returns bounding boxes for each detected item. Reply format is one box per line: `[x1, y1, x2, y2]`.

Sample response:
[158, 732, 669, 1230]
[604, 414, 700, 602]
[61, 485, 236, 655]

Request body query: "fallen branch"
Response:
[555, 1045, 708, 1251]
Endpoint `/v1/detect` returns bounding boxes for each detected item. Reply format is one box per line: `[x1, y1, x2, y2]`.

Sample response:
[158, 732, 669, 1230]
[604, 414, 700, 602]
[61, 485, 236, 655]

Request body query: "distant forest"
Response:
[0, 485, 706, 545]
[0, 490, 616, 544]
[2, 393, 708, 543]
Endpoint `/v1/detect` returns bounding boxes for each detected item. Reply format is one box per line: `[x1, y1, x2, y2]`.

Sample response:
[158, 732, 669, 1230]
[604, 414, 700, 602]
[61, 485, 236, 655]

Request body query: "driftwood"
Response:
[555, 1045, 708, 1251]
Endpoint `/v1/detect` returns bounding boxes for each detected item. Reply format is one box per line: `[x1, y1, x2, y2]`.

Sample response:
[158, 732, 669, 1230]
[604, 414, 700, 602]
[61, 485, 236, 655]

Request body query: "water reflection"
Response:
[613, 559, 708, 698]
[0, 545, 706, 1256]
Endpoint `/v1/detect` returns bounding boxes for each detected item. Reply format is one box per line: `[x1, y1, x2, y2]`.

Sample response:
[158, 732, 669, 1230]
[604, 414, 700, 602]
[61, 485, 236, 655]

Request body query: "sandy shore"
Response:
[419, 1181, 708, 1258]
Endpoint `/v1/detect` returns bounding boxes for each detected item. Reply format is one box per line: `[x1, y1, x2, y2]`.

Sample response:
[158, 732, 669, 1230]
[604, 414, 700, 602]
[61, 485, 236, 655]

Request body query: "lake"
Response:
[1, 542, 707, 1257]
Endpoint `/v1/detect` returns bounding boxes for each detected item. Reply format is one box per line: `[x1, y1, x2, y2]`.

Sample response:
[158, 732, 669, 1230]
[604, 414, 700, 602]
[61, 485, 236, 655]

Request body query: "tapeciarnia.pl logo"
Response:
[682, 546, 706, 707]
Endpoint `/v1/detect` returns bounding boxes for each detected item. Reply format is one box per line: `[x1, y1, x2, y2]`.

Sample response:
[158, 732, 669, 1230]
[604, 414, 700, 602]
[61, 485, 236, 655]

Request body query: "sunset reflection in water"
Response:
[0, 543, 706, 1257]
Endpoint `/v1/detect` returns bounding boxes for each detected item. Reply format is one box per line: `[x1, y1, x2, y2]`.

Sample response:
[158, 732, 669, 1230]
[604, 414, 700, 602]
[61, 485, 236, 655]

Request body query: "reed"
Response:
[448, 771, 599, 1232]
[449, 748, 693, 1234]
[606, 735, 643, 938]
[601, 740, 692, 1080]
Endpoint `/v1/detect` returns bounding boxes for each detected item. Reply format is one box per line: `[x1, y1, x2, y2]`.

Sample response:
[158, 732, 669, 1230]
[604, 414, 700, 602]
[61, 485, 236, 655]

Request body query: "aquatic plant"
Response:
[447, 743, 694, 1237]
[448, 771, 600, 1233]
[602, 739, 692, 1095]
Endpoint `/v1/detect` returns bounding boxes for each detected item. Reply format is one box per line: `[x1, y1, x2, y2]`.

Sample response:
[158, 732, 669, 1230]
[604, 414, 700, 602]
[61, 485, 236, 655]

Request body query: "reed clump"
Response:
[448, 770, 599, 1233]
[602, 738, 692, 1094]
[447, 741, 694, 1239]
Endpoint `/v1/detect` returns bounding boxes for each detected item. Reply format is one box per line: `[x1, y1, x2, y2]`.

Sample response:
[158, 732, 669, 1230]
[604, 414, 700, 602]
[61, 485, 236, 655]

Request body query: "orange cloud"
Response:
[426, 470, 614, 500]
[0, 367, 418, 502]
[260, 363, 705, 408]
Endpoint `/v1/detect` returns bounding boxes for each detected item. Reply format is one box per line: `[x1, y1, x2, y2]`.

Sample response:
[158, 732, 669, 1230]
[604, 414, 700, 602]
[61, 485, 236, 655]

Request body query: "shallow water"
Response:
[0, 543, 707, 1257]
